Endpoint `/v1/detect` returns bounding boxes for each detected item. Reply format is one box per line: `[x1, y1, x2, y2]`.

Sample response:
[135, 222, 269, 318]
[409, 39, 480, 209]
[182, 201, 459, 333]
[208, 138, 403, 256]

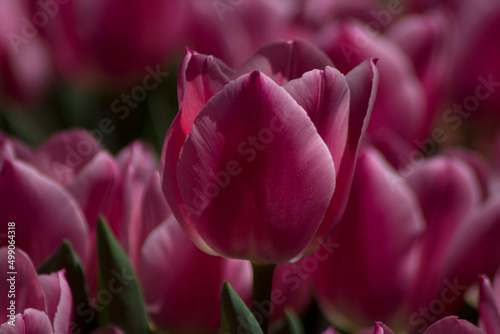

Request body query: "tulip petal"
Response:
[176, 71, 336, 263]
[317, 20, 426, 141]
[113, 141, 157, 246]
[440, 196, 500, 302]
[234, 39, 333, 85]
[39, 271, 73, 334]
[404, 157, 481, 304]
[176, 49, 233, 134]
[307, 59, 378, 254]
[311, 147, 424, 328]
[66, 151, 120, 231]
[0, 159, 89, 267]
[160, 50, 232, 254]
[0, 309, 54, 334]
[478, 275, 500, 334]
[424, 316, 486, 334]
[0, 133, 33, 162]
[139, 219, 251, 333]
[0, 249, 45, 320]
[128, 172, 171, 269]
[284, 67, 350, 173]
[30, 129, 101, 185]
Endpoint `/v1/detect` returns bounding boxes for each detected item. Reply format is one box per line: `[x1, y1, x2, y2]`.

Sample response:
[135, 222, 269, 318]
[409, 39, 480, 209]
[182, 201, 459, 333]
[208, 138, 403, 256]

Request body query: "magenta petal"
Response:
[0, 159, 89, 267]
[160, 50, 232, 254]
[405, 157, 480, 231]
[374, 323, 395, 334]
[311, 147, 424, 327]
[234, 39, 333, 85]
[30, 129, 101, 185]
[0, 309, 54, 334]
[128, 172, 171, 269]
[177, 71, 336, 263]
[284, 66, 350, 172]
[176, 49, 233, 133]
[424, 316, 485, 334]
[0, 249, 45, 320]
[0, 133, 33, 162]
[441, 196, 500, 291]
[318, 20, 426, 141]
[404, 157, 481, 298]
[66, 151, 120, 231]
[307, 59, 378, 254]
[139, 220, 251, 333]
[112, 140, 157, 246]
[479, 275, 500, 334]
[322, 327, 341, 334]
[39, 271, 73, 334]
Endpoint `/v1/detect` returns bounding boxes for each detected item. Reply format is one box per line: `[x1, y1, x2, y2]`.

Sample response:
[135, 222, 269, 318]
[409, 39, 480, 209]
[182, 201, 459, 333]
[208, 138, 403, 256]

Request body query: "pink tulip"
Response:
[25, 0, 184, 85]
[0, 136, 89, 268]
[386, 9, 458, 134]
[311, 146, 500, 332]
[0, 0, 53, 105]
[139, 218, 252, 333]
[160, 39, 378, 263]
[183, 0, 300, 68]
[451, 0, 500, 121]
[0, 248, 73, 333]
[311, 147, 425, 331]
[315, 19, 427, 144]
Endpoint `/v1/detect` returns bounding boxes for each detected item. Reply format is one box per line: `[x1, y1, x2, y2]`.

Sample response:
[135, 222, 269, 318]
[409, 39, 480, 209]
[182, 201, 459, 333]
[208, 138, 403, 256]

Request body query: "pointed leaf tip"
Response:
[221, 281, 263, 334]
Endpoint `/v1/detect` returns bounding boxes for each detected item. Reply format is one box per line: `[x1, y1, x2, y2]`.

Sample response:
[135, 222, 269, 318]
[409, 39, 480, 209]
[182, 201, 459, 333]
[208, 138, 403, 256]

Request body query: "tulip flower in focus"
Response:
[311, 146, 500, 332]
[160, 39, 378, 264]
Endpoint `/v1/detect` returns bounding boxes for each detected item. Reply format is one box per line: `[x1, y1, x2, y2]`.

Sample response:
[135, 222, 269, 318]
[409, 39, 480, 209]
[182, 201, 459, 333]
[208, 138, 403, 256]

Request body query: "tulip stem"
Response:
[251, 262, 277, 334]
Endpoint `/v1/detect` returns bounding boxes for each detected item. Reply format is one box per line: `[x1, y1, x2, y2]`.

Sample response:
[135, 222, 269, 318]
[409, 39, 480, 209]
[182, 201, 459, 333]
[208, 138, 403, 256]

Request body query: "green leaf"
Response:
[38, 241, 98, 333]
[96, 217, 150, 334]
[220, 281, 263, 334]
[283, 309, 305, 334]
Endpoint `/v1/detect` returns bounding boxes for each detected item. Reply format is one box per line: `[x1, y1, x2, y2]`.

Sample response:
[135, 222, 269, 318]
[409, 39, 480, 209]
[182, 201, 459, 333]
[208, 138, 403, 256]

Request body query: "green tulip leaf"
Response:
[220, 281, 263, 334]
[96, 217, 150, 334]
[283, 309, 305, 334]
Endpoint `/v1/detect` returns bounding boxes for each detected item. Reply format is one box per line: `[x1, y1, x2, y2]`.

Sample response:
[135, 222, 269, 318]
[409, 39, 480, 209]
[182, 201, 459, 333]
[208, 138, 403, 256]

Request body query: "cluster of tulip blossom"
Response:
[1, 0, 500, 333]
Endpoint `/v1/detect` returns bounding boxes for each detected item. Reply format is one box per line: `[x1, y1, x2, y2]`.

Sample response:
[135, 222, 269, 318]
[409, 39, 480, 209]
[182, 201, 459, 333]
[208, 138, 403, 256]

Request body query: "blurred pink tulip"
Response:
[24, 0, 184, 85]
[0, 135, 90, 267]
[360, 317, 486, 334]
[0, 248, 73, 333]
[183, 0, 300, 68]
[139, 218, 252, 333]
[311, 146, 500, 332]
[451, 0, 500, 121]
[160, 39, 378, 264]
[478, 271, 500, 334]
[0, 0, 53, 105]
[386, 9, 458, 133]
[316, 19, 427, 144]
